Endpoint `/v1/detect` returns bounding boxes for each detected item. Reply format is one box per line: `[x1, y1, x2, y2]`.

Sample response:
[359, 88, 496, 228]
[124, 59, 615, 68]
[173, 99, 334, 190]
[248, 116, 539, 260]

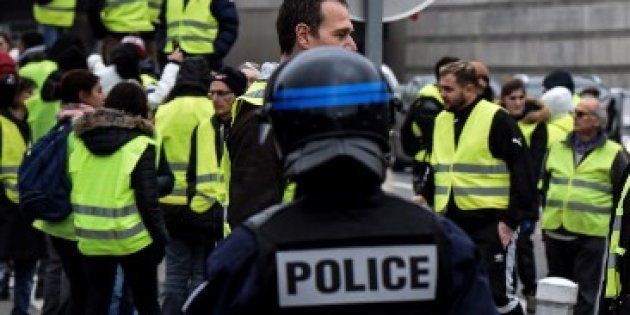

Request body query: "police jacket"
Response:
[72, 109, 172, 248]
[184, 190, 498, 315]
[438, 97, 537, 231]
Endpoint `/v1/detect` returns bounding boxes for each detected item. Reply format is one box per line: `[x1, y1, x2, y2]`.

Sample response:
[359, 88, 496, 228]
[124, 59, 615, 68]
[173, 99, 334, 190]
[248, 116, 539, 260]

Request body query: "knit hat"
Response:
[541, 86, 573, 118]
[212, 66, 247, 97]
[0, 53, 18, 107]
[543, 70, 575, 94]
[121, 36, 147, 59]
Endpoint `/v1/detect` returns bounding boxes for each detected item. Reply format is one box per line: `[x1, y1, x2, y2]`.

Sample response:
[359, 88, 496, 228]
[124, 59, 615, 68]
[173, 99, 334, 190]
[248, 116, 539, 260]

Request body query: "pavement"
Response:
[1, 169, 548, 314]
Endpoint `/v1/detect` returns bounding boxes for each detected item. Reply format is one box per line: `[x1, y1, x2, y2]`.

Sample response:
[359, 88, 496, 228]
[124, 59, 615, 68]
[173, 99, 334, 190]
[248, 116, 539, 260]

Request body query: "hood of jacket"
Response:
[72, 108, 154, 155]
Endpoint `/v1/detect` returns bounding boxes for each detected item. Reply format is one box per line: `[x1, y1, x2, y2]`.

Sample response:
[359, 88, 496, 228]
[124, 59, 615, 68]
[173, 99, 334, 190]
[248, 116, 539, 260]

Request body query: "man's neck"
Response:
[575, 130, 599, 142]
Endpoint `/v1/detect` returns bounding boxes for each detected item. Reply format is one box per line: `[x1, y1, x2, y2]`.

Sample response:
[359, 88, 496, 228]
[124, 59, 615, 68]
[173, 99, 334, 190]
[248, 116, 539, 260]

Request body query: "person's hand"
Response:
[498, 221, 514, 249]
[167, 48, 184, 63]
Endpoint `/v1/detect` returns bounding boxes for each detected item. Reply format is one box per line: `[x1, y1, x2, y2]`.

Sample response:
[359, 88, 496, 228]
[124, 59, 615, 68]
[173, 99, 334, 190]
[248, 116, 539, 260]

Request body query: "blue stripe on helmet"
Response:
[272, 92, 390, 111]
[273, 81, 388, 100]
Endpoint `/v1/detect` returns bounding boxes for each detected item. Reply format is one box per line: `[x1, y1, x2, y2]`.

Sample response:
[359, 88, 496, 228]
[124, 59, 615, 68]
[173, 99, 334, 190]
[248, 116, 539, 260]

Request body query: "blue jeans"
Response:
[161, 239, 206, 315]
[0, 259, 37, 315]
[109, 265, 137, 315]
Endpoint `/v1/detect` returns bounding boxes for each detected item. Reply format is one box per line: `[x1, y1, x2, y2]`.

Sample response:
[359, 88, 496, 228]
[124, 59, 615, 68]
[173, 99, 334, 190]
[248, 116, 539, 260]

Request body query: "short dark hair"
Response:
[434, 56, 460, 80]
[276, 0, 348, 55]
[439, 61, 478, 88]
[500, 78, 526, 99]
[59, 69, 99, 104]
[104, 82, 149, 118]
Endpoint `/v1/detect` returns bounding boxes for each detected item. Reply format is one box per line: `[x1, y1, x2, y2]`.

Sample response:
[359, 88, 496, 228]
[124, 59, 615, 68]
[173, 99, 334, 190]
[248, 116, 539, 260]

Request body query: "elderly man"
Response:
[540, 97, 629, 315]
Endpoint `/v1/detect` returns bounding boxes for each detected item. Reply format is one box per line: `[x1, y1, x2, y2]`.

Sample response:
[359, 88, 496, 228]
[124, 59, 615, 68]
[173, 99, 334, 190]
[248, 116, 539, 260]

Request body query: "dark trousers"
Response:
[544, 234, 607, 315]
[83, 244, 161, 315]
[50, 236, 88, 315]
[41, 236, 71, 315]
[467, 222, 524, 315]
[516, 228, 537, 296]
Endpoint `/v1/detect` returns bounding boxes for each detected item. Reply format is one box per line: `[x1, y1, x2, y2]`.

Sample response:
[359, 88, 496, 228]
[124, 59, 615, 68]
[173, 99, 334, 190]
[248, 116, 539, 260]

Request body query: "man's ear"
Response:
[295, 23, 311, 50]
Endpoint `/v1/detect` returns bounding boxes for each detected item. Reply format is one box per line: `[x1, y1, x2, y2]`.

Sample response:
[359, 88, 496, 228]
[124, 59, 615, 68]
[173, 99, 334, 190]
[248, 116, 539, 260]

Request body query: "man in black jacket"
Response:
[226, 0, 357, 227]
[430, 61, 537, 315]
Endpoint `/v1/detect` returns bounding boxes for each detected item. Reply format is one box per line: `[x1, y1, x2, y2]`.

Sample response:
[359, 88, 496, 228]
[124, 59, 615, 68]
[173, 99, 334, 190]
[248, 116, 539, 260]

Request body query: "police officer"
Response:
[400, 56, 459, 199]
[431, 61, 537, 315]
[182, 46, 497, 315]
[540, 97, 628, 315]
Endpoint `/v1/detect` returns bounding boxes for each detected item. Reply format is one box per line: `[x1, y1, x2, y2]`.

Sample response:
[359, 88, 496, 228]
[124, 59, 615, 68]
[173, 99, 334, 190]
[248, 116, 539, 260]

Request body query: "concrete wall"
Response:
[404, 0, 630, 87]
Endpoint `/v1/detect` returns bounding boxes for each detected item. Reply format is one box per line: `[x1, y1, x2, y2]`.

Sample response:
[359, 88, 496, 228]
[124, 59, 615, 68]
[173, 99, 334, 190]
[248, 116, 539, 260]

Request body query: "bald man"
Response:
[540, 97, 629, 315]
[470, 60, 494, 102]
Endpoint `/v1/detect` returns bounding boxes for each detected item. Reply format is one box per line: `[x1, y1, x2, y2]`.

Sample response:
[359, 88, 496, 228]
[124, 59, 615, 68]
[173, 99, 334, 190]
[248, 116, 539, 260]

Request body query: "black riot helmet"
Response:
[264, 47, 392, 180]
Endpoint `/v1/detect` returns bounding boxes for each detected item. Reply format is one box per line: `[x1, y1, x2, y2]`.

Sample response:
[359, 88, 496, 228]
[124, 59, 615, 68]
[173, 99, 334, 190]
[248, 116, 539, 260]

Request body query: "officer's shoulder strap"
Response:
[243, 203, 289, 230]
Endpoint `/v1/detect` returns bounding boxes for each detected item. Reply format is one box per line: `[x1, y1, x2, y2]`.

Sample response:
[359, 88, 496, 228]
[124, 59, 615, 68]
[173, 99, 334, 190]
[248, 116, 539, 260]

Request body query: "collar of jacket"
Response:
[73, 108, 153, 136]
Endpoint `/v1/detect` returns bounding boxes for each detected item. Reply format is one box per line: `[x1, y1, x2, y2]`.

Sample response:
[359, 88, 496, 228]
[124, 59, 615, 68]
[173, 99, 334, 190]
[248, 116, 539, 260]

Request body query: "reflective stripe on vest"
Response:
[155, 96, 214, 205]
[148, 0, 162, 24]
[0, 116, 27, 204]
[101, 0, 153, 33]
[190, 118, 227, 213]
[164, 0, 217, 54]
[20, 60, 61, 141]
[33, 0, 76, 27]
[605, 177, 628, 298]
[431, 100, 510, 212]
[70, 135, 154, 256]
[542, 139, 620, 237]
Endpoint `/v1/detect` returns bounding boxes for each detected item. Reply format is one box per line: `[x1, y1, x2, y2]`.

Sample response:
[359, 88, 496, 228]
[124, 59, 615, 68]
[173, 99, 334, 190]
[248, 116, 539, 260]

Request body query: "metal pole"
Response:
[364, 0, 383, 66]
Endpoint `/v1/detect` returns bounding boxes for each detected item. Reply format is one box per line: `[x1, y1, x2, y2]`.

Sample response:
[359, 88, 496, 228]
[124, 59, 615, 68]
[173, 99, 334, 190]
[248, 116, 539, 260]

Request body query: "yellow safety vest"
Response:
[33, 0, 76, 27]
[148, 0, 162, 24]
[70, 135, 154, 256]
[164, 0, 217, 54]
[517, 121, 539, 148]
[542, 139, 620, 237]
[605, 177, 629, 298]
[0, 116, 27, 204]
[19, 60, 61, 142]
[101, 0, 154, 34]
[431, 100, 510, 212]
[156, 96, 214, 205]
[33, 131, 77, 241]
[190, 118, 226, 213]
[547, 114, 573, 146]
[417, 83, 444, 105]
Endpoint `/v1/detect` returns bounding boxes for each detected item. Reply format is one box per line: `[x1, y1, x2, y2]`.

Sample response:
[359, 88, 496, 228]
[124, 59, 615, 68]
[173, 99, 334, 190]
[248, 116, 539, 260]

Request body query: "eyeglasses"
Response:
[574, 110, 593, 119]
[209, 90, 234, 97]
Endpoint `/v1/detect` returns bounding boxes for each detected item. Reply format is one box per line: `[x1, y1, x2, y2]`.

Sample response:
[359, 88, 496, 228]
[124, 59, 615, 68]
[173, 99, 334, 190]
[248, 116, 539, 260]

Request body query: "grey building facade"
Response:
[227, 0, 630, 88]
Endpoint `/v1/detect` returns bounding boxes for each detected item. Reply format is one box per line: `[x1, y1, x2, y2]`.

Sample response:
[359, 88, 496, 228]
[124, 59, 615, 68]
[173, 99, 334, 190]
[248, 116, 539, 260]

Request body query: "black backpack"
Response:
[18, 120, 72, 223]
